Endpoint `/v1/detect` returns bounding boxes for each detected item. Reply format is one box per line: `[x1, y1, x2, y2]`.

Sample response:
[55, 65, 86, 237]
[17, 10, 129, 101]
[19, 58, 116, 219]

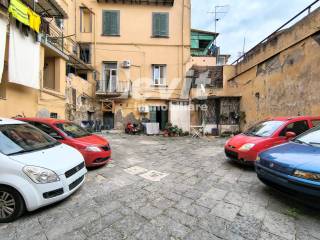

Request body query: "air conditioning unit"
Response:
[138, 106, 149, 113]
[122, 60, 131, 68]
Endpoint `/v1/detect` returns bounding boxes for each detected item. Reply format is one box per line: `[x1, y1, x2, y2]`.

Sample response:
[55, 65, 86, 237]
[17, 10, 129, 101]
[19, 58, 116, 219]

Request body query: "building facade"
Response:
[191, 4, 320, 133]
[72, 0, 191, 130]
[0, 0, 98, 125]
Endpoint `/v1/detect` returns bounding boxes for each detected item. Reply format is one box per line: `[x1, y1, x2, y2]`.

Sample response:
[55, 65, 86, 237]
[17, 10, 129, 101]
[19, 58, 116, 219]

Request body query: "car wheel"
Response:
[0, 186, 25, 223]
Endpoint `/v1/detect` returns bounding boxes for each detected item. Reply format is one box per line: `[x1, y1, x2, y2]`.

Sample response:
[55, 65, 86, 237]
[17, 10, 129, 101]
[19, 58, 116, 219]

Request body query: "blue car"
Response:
[256, 126, 320, 201]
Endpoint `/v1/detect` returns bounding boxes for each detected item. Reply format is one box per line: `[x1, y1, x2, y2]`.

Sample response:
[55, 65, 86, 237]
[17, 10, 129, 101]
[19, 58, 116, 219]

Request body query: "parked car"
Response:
[256, 126, 320, 203]
[17, 118, 111, 167]
[225, 116, 320, 165]
[0, 118, 87, 222]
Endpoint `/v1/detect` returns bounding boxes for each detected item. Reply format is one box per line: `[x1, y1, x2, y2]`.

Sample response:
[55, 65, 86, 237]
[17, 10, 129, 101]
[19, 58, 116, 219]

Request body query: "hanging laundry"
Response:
[27, 8, 41, 33]
[9, 24, 40, 89]
[8, 0, 29, 26]
[0, 17, 7, 83]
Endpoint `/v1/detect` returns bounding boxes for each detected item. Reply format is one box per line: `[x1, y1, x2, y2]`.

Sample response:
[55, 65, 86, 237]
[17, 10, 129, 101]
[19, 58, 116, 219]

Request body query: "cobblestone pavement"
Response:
[1, 134, 320, 240]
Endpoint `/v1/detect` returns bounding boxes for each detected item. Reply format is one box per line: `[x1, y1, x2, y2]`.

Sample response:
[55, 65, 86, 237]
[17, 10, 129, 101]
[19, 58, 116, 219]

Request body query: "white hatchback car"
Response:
[0, 118, 87, 222]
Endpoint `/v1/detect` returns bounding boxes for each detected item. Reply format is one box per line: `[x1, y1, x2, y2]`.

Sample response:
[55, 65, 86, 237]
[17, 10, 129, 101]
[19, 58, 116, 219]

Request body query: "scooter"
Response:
[125, 122, 140, 135]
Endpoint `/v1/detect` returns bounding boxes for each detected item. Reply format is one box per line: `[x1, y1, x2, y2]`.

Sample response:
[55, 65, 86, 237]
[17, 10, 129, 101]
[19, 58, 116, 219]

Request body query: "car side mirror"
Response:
[285, 131, 296, 139]
[49, 132, 63, 140]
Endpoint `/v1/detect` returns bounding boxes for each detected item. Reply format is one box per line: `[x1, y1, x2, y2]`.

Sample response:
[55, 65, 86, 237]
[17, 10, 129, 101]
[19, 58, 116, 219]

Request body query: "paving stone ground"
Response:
[1, 133, 320, 240]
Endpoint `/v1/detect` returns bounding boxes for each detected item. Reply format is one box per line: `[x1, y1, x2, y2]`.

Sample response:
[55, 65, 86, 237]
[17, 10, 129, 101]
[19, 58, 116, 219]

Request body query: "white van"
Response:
[0, 118, 87, 222]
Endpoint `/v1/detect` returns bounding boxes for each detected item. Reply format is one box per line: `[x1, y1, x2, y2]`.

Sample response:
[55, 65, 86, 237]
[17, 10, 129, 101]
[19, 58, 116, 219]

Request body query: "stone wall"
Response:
[223, 8, 320, 129]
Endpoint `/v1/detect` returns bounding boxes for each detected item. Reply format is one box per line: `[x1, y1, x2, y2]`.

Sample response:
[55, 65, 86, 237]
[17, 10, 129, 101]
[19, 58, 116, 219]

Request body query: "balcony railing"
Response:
[96, 80, 131, 97]
[40, 20, 66, 56]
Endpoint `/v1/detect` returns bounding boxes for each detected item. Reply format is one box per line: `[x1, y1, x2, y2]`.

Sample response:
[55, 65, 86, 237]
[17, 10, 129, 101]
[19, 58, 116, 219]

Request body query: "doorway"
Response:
[103, 62, 118, 92]
[103, 112, 114, 130]
[150, 106, 168, 130]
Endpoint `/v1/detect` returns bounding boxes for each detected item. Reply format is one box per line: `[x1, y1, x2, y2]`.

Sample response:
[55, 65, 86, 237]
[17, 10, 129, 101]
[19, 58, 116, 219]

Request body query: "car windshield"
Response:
[295, 127, 320, 147]
[0, 124, 59, 156]
[55, 122, 91, 138]
[244, 120, 284, 137]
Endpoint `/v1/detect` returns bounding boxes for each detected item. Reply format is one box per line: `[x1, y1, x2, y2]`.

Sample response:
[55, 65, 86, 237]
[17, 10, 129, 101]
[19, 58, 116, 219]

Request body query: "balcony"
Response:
[96, 80, 131, 98]
[22, 0, 67, 18]
[39, 21, 69, 60]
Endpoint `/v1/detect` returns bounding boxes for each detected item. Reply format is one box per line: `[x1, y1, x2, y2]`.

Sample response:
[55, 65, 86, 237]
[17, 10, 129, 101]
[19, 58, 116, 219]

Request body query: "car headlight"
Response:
[85, 146, 102, 152]
[23, 166, 60, 184]
[293, 170, 320, 181]
[239, 143, 255, 151]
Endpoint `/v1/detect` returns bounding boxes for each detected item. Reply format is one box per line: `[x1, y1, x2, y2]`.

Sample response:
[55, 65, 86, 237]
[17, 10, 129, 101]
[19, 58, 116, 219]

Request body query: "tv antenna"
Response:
[208, 5, 229, 44]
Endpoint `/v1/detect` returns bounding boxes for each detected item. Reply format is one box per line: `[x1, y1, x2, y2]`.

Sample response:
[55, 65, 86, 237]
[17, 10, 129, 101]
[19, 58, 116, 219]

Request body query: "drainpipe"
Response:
[181, 0, 185, 99]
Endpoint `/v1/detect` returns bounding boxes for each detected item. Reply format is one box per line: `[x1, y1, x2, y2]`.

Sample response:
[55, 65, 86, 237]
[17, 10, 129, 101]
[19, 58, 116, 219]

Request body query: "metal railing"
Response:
[96, 80, 131, 94]
[232, 0, 320, 65]
[40, 20, 65, 53]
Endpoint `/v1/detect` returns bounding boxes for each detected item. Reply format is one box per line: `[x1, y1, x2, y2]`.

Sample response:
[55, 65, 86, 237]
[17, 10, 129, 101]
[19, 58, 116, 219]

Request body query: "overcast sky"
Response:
[191, 0, 318, 62]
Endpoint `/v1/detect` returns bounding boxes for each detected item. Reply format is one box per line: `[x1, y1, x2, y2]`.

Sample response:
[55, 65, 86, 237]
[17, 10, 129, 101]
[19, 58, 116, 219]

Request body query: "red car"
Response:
[17, 118, 111, 167]
[225, 116, 320, 165]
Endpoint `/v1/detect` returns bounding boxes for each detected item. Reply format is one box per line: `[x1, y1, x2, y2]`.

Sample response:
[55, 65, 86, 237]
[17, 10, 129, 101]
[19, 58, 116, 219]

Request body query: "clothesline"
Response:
[8, 0, 41, 33]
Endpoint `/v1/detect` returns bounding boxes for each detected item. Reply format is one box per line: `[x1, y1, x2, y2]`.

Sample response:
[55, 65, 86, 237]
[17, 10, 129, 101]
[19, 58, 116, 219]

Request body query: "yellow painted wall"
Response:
[0, 32, 67, 119]
[73, 0, 191, 126]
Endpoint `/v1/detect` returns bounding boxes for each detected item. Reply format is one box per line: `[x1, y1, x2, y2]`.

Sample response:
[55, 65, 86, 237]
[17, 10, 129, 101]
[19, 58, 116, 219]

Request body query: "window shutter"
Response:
[160, 14, 168, 36]
[153, 13, 161, 36]
[110, 11, 119, 35]
[149, 109, 157, 123]
[153, 13, 168, 37]
[103, 11, 119, 35]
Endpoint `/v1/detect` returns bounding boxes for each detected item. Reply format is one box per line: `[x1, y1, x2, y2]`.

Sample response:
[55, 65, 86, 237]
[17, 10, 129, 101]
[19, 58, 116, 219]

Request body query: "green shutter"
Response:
[153, 13, 168, 37]
[103, 11, 119, 35]
[149, 109, 157, 123]
[160, 14, 168, 36]
[152, 13, 160, 36]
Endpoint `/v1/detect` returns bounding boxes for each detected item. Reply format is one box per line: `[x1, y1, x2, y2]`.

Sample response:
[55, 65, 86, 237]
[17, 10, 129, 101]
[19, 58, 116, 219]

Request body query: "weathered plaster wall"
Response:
[75, 0, 191, 128]
[0, 45, 67, 119]
[191, 8, 320, 130]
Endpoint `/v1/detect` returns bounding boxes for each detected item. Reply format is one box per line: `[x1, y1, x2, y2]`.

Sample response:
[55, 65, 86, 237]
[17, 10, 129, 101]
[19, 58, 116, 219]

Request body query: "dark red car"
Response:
[225, 116, 320, 165]
[17, 118, 111, 167]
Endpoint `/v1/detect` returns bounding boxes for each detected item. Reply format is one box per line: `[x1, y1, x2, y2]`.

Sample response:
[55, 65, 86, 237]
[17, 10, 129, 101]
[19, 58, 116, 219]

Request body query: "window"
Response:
[0, 124, 59, 156]
[102, 10, 120, 36]
[279, 121, 309, 136]
[312, 120, 320, 127]
[295, 127, 320, 147]
[43, 57, 58, 91]
[55, 18, 64, 29]
[31, 122, 59, 137]
[80, 7, 92, 33]
[55, 122, 91, 138]
[152, 65, 166, 86]
[152, 13, 169, 37]
[217, 56, 226, 66]
[244, 120, 284, 137]
[50, 113, 58, 119]
[101, 62, 118, 92]
[79, 44, 91, 64]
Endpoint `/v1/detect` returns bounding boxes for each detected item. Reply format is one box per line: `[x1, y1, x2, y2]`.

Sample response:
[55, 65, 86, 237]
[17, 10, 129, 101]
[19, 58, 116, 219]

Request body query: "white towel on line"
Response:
[9, 24, 40, 89]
